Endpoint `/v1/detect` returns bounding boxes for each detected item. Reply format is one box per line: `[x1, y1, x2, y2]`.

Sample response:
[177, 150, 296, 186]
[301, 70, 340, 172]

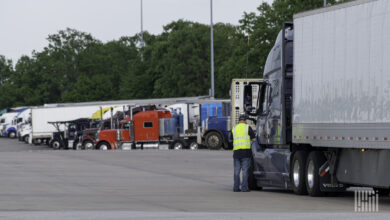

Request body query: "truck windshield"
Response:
[122, 122, 130, 129]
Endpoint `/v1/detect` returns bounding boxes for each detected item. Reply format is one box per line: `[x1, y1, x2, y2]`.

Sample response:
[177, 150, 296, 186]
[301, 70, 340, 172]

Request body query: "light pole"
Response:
[210, 0, 215, 98]
[324, 0, 327, 7]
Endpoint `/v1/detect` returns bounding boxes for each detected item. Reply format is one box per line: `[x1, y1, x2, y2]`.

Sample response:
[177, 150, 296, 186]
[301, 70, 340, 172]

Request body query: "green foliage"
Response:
[0, 0, 351, 108]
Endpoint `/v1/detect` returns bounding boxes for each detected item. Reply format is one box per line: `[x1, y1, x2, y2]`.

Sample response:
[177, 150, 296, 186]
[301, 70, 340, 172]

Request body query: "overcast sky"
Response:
[0, 0, 273, 63]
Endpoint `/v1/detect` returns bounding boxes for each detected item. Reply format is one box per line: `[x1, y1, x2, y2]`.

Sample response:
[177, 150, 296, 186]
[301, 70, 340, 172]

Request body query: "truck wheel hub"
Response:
[52, 141, 60, 148]
[174, 143, 183, 150]
[209, 135, 219, 147]
[85, 142, 93, 149]
[190, 142, 198, 150]
[293, 160, 300, 187]
[100, 144, 108, 150]
[307, 160, 315, 189]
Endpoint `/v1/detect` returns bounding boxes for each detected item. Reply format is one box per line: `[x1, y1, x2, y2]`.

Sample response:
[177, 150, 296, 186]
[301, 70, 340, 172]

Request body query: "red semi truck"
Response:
[95, 108, 178, 150]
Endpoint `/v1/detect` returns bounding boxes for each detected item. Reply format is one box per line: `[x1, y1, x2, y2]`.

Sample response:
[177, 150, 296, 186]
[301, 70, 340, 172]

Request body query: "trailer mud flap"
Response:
[319, 161, 345, 192]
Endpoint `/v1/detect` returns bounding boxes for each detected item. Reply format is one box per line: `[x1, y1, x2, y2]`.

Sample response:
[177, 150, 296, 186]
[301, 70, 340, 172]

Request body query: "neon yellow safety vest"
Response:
[233, 123, 251, 151]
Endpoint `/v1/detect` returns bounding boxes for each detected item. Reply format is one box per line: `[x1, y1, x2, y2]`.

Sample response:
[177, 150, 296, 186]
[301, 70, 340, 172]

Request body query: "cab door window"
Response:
[259, 84, 271, 115]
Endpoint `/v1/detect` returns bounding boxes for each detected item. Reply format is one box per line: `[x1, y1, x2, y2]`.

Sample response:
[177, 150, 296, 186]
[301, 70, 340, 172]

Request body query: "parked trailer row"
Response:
[3, 80, 257, 152]
[4, 96, 252, 151]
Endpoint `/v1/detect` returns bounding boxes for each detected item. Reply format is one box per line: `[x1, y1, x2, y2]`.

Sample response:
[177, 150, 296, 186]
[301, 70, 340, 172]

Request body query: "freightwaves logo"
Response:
[354, 189, 379, 212]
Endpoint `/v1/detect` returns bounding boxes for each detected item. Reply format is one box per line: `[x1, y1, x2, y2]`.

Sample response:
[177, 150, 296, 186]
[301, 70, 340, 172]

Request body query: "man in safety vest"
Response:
[231, 114, 256, 192]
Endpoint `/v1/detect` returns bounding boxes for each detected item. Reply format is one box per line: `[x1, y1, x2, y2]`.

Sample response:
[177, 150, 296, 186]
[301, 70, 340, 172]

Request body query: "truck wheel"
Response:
[72, 141, 81, 150]
[23, 135, 29, 143]
[33, 139, 41, 145]
[189, 142, 199, 150]
[51, 139, 61, 150]
[205, 131, 223, 150]
[291, 151, 308, 195]
[83, 140, 94, 150]
[305, 151, 326, 197]
[171, 141, 185, 150]
[97, 142, 110, 150]
[8, 131, 16, 138]
[248, 158, 262, 190]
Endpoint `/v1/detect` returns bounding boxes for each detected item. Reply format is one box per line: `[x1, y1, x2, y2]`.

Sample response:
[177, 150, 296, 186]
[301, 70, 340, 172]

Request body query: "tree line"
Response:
[0, 0, 349, 109]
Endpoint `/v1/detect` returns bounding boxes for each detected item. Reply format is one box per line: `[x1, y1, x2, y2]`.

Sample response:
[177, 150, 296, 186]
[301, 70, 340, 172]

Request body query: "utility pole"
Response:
[140, 0, 144, 48]
[210, 0, 215, 98]
[324, 0, 327, 7]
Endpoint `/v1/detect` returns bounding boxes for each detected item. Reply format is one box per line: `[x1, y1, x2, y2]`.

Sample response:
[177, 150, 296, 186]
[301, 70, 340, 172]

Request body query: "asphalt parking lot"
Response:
[0, 138, 389, 219]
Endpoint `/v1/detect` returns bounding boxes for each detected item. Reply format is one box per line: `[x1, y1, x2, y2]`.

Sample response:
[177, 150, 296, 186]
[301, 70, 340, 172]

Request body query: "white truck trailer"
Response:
[31, 105, 104, 144]
[246, 0, 390, 196]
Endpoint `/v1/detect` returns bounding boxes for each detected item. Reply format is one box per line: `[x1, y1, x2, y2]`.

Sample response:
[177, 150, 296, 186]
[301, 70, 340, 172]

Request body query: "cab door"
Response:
[250, 83, 290, 188]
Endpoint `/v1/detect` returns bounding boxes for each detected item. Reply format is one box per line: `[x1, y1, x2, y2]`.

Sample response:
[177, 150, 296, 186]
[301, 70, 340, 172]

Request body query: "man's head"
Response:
[239, 114, 247, 123]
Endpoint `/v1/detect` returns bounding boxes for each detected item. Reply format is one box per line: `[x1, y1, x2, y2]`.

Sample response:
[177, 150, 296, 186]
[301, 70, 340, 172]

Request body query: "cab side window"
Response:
[260, 84, 271, 115]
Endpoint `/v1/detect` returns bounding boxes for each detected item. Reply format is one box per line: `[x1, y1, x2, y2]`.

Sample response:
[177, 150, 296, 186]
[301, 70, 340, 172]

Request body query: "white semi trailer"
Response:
[31, 105, 104, 144]
[247, 0, 390, 196]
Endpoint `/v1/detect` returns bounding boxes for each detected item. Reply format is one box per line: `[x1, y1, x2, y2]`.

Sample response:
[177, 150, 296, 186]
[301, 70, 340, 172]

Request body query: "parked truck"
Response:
[49, 118, 100, 149]
[247, 0, 390, 196]
[193, 79, 262, 150]
[166, 100, 231, 150]
[95, 107, 177, 150]
[0, 108, 28, 138]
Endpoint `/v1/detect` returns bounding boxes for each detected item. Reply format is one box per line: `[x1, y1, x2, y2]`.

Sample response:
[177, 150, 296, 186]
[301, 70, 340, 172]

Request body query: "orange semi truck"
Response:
[95, 108, 178, 150]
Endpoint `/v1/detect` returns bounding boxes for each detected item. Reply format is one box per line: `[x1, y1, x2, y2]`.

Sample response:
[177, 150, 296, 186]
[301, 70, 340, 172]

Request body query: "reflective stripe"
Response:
[234, 137, 248, 140]
[233, 142, 251, 147]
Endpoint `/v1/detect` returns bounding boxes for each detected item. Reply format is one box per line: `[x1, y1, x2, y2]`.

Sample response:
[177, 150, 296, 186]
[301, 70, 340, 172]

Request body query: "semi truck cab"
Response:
[95, 108, 178, 150]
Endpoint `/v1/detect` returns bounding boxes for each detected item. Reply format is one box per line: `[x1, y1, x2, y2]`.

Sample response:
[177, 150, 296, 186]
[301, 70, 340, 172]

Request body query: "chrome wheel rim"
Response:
[99, 144, 108, 150]
[190, 142, 198, 150]
[9, 132, 15, 138]
[307, 160, 315, 189]
[85, 142, 93, 150]
[174, 142, 183, 150]
[293, 160, 300, 187]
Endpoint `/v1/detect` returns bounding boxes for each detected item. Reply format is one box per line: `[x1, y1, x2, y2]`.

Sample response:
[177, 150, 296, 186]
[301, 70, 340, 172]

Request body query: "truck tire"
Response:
[8, 131, 16, 138]
[97, 142, 110, 150]
[305, 151, 326, 197]
[33, 139, 41, 145]
[51, 139, 61, 150]
[171, 140, 185, 150]
[205, 131, 223, 150]
[189, 141, 199, 150]
[83, 140, 94, 150]
[248, 158, 262, 190]
[23, 135, 29, 143]
[291, 151, 308, 195]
